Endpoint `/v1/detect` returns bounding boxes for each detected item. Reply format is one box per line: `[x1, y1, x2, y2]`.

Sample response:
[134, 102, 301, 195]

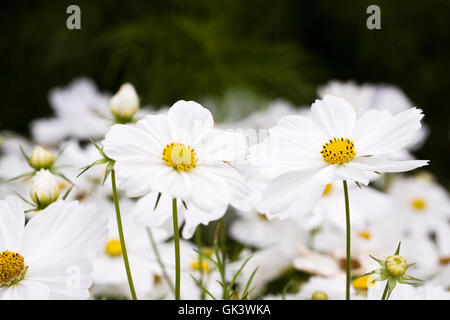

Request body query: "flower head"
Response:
[0, 196, 108, 299]
[250, 95, 428, 219]
[102, 100, 249, 215]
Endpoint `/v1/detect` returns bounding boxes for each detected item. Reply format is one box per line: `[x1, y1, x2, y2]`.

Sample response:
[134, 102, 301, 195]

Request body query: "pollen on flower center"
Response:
[162, 142, 198, 172]
[320, 138, 356, 165]
[410, 197, 426, 211]
[0, 250, 28, 286]
[105, 240, 122, 257]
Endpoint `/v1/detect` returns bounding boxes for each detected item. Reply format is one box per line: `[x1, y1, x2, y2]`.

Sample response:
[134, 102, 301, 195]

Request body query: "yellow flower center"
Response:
[0, 251, 27, 286]
[311, 291, 328, 300]
[105, 240, 122, 257]
[410, 198, 426, 211]
[357, 230, 372, 240]
[321, 138, 356, 165]
[190, 260, 210, 272]
[352, 275, 376, 290]
[162, 143, 198, 172]
[322, 183, 333, 196]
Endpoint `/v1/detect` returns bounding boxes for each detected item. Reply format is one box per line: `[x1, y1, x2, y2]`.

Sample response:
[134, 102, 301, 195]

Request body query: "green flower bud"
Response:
[386, 255, 407, 276]
[29, 146, 55, 170]
[311, 291, 328, 300]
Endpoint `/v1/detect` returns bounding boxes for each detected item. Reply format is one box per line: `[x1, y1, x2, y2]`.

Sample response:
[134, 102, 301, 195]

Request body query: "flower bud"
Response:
[311, 291, 328, 300]
[110, 83, 139, 121]
[30, 170, 60, 207]
[386, 255, 407, 276]
[29, 146, 55, 170]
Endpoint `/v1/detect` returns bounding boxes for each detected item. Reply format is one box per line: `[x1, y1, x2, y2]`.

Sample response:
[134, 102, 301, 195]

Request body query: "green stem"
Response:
[172, 198, 181, 300]
[381, 282, 389, 300]
[343, 180, 351, 300]
[146, 227, 175, 295]
[195, 227, 206, 300]
[111, 169, 137, 300]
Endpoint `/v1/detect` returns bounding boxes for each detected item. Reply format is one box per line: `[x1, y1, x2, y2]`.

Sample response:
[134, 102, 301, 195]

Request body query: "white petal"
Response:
[151, 166, 192, 199]
[114, 158, 167, 197]
[196, 129, 247, 163]
[310, 95, 357, 139]
[168, 100, 213, 145]
[0, 196, 24, 252]
[133, 192, 173, 227]
[350, 156, 429, 173]
[22, 201, 108, 265]
[182, 203, 227, 239]
[353, 108, 424, 156]
[334, 162, 370, 185]
[263, 165, 335, 219]
[103, 118, 168, 161]
[0, 280, 50, 300]
[188, 166, 234, 212]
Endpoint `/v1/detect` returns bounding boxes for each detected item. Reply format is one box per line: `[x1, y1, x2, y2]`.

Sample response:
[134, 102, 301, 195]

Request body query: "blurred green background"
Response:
[0, 0, 449, 184]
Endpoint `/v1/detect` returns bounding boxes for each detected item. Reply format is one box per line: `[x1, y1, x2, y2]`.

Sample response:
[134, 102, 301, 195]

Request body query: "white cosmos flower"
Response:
[0, 197, 108, 299]
[249, 95, 428, 219]
[31, 78, 111, 145]
[102, 100, 249, 214]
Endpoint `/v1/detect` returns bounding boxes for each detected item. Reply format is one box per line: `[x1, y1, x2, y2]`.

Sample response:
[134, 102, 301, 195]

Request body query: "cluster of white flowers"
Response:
[0, 78, 448, 300]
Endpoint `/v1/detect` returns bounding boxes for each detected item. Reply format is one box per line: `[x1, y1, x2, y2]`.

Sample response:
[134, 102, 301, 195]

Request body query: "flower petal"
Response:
[0, 196, 24, 252]
[350, 156, 429, 173]
[168, 100, 214, 146]
[310, 95, 357, 139]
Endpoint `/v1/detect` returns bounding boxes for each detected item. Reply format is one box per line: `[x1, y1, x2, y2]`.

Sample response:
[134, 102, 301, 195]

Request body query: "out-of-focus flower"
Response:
[249, 95, 428, 220]
[30, 169, 60, 207]
[29, 146, 55, 170]
[0, 197, 107, 299]
[31, 78, 111, 145]
[110, 83, 140, 123]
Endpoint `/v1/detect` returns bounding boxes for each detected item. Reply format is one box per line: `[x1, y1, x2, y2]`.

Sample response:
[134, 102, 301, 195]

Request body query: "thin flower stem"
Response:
[172, 198, 181, 300]
[111, 169, 137, 300]
[146, 227, 175, 295]
[195, 227, 206, 300]
[381, 282, 389, 300]
[343, 180, 351, 300]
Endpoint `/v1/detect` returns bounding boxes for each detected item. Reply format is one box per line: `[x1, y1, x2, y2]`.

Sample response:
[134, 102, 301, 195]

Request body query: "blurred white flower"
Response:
[250, 95, 428, 220]
[0, 197, 108, 299]
[31, 78, 111, 145]
[110, 83, 140, 121]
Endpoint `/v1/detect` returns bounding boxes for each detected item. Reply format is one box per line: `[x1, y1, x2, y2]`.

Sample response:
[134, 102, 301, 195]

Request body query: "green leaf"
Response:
[153, 192, 162, 211]
[387, 277, 397, 299]
[190, 274, 216, 300]
[20, 145, 30, 164]
[8, 171, 35, 182]
[241, 266, 259, 300]
[103, 160, 115, 185]
[355, 181, 362, 189]
[227, 255, 254, 298]
[62, 186, 74, 200]
[394, 241, 401, 255]
[370, 255, 386, 267]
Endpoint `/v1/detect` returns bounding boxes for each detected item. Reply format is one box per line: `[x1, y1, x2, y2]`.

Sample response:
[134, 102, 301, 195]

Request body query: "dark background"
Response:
[1, 0, 449, 185]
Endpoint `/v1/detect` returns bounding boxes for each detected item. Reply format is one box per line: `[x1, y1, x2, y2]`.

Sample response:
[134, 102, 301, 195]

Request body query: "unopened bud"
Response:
[311, 291, 328, 300]
[30, 170, 60, 207]
[29, 146, 55, 170]
[110, 83, 139, 121]
[386, 255, 407, 276]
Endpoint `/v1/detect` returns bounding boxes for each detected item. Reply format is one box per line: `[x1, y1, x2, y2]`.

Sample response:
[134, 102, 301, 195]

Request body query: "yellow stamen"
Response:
[410, 198, 426, 211]
[321, 138, 356, 165]
[162, 142, 198, 172]
[357, 230, 372, 240]
[0, 251, 27, 285]
[105, 239, 122, 257]
[311, 291, 328, 300]
[190, 260, 210, 272]
[322, 183, 333, 196]
[352, 275, 376, 290]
